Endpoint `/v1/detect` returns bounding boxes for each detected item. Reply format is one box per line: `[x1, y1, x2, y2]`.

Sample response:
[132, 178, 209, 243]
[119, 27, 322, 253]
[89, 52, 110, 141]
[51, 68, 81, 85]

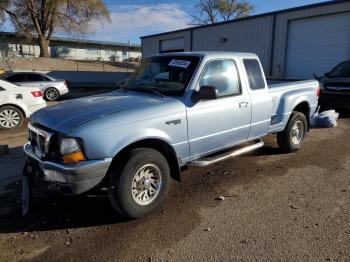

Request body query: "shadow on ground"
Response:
[0, 137, 281, 234]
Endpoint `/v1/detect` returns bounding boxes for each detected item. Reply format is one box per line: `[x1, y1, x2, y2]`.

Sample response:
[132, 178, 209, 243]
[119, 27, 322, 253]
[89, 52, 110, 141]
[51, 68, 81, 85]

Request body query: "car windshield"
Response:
[124, 56, 200, 96]
[329, 61, 350, 78]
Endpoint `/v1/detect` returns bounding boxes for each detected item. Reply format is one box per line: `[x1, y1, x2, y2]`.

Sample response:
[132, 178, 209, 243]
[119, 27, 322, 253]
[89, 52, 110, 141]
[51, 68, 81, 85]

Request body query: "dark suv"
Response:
[318, 60, 350, 111]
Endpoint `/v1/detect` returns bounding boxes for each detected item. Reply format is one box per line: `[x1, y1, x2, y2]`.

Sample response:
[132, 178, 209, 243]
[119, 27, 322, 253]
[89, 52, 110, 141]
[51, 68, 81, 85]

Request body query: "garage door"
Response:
[285, 13, 350, 79]
[160, 38, 184, 53]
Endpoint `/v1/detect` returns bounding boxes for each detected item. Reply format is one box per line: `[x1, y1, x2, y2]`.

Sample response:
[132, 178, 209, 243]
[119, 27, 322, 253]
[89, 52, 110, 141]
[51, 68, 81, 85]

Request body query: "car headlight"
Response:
[60, 138, 85, 164]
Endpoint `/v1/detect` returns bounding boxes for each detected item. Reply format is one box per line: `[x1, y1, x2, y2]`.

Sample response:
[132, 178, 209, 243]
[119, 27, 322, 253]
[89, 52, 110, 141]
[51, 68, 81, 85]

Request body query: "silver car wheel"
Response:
[291, 120, 304, 145]
[45, 88, 59, 101]
[0, 109, 21, 128]
[131, 163, 162, 206]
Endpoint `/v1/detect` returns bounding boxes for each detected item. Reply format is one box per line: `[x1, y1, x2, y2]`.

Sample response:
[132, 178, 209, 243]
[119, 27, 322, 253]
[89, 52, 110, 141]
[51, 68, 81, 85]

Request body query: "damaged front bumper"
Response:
[23, 143, 112, 194]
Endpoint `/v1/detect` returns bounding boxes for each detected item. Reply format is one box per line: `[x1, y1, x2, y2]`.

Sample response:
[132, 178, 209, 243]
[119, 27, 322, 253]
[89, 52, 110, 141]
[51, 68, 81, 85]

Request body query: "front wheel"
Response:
[108, 148, 171, 219]
[0, 106, 24, 129]
[277, 112, 308, 153]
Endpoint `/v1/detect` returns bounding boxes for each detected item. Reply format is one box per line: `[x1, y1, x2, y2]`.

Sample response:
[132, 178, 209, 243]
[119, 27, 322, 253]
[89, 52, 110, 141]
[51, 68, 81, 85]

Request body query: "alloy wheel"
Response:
[291, 120, 304, 145]
[131, 163, 162, 206]
[0, 109, 21, 128]
[46, 88, 59, 100]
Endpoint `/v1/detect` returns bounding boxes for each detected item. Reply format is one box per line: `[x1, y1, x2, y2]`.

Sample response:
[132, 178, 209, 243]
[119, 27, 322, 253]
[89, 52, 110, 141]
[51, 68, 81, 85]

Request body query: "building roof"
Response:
[141, 0, 348, 39]
[0, 31, 141, 49]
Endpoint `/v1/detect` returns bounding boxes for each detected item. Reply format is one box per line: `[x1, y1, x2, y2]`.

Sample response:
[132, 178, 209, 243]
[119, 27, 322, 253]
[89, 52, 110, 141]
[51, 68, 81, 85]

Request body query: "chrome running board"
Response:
[187, 139, 264, 168]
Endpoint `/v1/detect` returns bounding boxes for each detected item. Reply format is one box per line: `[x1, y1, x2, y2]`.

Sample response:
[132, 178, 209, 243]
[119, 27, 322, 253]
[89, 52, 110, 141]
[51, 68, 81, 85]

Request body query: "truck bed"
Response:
[267, 80, 319, 133]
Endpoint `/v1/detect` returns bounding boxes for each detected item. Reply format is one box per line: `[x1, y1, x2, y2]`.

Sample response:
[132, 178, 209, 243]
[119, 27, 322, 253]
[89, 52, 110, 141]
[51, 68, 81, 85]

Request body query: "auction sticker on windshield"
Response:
[169, 59, 191, 68]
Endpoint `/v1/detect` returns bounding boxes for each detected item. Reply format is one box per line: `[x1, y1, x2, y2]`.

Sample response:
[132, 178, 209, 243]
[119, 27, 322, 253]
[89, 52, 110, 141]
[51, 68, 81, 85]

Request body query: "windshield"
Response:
[329, 61, 350, 78]
[125, 56, 200, 95]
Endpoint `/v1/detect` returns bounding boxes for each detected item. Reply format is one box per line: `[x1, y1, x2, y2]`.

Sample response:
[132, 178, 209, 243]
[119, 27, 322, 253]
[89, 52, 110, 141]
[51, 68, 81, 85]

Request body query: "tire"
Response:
[277, 112, 308, 153]
[44, 87, 60, 101]
[108, 148, 171, 219]
[0, 105, 24, 129]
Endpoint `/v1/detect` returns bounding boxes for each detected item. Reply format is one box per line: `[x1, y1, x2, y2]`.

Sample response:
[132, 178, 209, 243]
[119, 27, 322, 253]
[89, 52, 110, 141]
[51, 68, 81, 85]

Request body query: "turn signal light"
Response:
[62, 151, 85, 164]
[31, 91, 43, 97]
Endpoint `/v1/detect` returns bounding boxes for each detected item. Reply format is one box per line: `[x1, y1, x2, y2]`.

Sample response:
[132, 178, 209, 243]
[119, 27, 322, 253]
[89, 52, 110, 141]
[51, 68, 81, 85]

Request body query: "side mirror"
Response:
[196, 85, 219, 100]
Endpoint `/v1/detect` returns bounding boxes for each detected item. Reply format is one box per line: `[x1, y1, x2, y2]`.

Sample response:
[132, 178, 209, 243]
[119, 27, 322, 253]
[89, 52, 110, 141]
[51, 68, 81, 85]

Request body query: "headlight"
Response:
[60, 138, 80, 155]
[60, 138, 85, 164]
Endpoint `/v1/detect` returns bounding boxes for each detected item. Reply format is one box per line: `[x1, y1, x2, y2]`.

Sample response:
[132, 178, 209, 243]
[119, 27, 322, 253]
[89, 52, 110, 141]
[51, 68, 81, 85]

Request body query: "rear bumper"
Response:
[58, 88, 69, 96]
[23, 143, 112, 194]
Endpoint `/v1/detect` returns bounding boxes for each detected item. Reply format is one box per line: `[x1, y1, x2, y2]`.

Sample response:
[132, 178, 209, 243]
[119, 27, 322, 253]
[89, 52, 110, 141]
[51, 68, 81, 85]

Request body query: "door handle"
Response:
[239, 102, 249, 108]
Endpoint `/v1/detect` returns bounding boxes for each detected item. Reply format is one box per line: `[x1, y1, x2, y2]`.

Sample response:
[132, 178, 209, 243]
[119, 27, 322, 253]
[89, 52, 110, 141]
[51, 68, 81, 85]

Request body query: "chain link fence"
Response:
[0, 55, 139, 74]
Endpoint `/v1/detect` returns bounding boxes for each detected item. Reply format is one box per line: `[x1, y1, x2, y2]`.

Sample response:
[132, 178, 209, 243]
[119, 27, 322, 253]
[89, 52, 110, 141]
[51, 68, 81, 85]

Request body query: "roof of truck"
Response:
[151, 51, 259, 59]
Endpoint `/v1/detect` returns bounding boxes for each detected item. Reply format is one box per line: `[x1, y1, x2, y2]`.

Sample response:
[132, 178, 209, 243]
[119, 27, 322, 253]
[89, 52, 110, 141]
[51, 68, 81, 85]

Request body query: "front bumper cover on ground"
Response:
[23, 143, 112, 194]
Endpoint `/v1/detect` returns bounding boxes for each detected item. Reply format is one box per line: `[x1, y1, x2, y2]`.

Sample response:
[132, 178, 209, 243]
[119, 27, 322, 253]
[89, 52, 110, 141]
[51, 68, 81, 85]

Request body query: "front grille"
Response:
[28, 123, 54, 159]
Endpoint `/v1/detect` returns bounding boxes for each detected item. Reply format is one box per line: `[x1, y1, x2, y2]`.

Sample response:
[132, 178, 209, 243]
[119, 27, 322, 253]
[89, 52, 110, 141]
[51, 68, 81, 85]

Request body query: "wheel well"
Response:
[0, 104, 26, 117]
[109, 139, 181, 182]
[293, 102, 310, 130]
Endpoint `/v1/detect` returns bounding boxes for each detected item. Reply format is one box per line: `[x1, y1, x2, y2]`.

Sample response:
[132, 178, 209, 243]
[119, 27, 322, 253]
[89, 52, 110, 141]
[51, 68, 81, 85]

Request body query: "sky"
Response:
[89, 0, 330, 44]
[1, 0, 330, 44]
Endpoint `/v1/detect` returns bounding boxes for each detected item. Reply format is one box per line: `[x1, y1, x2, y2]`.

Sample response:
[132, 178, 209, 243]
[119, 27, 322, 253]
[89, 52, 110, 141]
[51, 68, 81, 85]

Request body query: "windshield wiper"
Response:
[127, 87, 166, 98]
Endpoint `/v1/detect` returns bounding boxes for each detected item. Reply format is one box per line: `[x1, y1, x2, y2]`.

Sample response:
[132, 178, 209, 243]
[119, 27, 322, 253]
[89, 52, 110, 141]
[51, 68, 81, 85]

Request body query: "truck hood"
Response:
[30, 91, 165, 133]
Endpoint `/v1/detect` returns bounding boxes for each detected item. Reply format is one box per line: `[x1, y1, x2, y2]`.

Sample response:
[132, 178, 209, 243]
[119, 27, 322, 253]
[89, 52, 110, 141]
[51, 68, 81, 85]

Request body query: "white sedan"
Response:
[3, 72, 69, 101]
[0, 79, 47, 129]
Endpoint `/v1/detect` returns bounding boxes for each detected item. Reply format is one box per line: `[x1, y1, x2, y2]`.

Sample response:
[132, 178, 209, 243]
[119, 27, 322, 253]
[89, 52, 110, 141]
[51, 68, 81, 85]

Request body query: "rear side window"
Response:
[6, 74, 26, 82]
[243, 59, 265, 90]
[27, 74, 44, 81]
[42, 76, 52, 81]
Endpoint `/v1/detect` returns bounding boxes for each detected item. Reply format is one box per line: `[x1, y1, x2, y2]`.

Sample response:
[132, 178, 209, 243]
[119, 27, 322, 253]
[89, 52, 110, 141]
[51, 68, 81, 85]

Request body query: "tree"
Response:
[191, 0, 254, 25]
[0, 0, 110, 57]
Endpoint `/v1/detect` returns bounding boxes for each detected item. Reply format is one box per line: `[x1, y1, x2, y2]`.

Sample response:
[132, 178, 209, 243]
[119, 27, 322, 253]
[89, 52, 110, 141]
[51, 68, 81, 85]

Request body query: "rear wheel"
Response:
[108, 148, 171, 219]
[44, 87, 60, 101]
[277, 112, 307, 153]
[0, 106, 24, 129]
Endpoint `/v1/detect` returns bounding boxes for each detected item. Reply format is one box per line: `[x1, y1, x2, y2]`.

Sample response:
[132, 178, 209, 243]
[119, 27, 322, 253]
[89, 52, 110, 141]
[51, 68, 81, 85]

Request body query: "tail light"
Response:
[64, 81, 67, 86]
[31, 91, 43, 97]
[316, 86, 320, 97]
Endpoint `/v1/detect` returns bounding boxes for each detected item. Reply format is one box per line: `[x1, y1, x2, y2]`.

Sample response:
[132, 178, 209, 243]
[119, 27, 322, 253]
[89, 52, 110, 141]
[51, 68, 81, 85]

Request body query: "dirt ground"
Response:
[0, 96, 349, 261]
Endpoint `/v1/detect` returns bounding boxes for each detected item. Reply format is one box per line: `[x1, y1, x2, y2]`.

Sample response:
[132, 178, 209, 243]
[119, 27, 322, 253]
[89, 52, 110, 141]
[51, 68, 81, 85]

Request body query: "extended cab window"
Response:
[199, 60, 240, 97]
[243, 59, 266, 90]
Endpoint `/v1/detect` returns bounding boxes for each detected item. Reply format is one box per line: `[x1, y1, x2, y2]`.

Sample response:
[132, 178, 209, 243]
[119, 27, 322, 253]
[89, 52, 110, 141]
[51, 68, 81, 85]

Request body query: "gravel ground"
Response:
[0, 99, 349, 261]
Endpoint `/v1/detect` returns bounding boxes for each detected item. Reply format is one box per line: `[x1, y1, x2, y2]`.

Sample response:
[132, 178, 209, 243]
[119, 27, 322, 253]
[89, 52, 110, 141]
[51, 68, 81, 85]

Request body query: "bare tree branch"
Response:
[191, 0, 254, 26]
[0, 0, 111, 57]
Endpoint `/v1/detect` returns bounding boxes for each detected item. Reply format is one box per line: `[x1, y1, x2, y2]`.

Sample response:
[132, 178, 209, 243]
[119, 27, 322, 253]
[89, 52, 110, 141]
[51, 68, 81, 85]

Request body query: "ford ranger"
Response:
[23, 52, 319, 218]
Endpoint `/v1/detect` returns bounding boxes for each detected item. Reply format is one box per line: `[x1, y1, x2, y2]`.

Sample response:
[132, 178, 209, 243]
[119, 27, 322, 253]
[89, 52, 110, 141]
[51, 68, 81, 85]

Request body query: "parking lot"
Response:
[0, 88, 349, 261]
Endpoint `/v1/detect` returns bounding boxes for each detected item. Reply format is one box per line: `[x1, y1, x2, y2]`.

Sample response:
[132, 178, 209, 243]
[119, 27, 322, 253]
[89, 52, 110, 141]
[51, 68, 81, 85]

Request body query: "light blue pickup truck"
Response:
[24, 52, 319, 218]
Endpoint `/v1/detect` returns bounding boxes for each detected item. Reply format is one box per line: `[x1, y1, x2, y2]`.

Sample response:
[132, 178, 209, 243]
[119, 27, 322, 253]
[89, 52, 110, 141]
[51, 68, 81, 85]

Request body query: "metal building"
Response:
[141, 0, 350, 79]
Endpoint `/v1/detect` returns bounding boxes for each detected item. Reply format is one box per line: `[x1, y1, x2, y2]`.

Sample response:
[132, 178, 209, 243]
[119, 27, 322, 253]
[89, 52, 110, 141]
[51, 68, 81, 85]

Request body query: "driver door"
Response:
[186, 59, 252, 158]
